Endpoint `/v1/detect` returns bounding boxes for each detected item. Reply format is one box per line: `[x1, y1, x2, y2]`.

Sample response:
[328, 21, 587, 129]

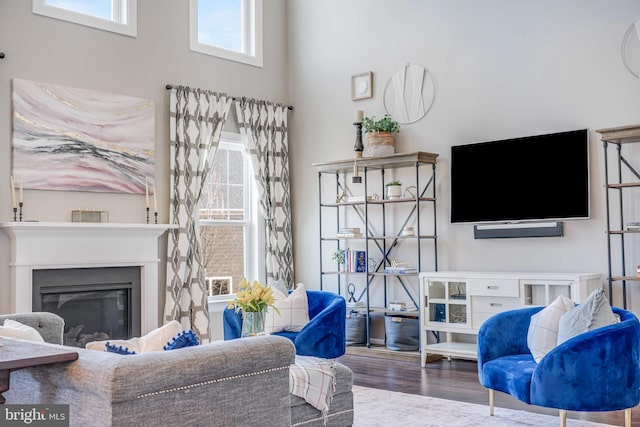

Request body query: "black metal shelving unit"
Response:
[597, 124, 640, 309]
[314, 151, 438, 348]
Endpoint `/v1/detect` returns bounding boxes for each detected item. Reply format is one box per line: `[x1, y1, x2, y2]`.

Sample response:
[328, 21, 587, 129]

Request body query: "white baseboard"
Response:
[370, 337, 385, 346]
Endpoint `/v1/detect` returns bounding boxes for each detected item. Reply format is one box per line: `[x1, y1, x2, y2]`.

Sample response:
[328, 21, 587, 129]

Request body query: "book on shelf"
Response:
[336, 232, 363, 238]
[347, 301, 365, 310]
[388, 301, 407, 311]
[346, 196, 365, 203]
[355, 250, 367, 272]
[342, 249, 367, 273]
[384, 266, 417, 274]
[338, 227, 360, 234]
[345, 196, 378, 203]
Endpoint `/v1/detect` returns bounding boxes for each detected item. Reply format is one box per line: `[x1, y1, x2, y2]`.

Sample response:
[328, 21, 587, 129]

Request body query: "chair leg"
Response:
[625, 408, 631, 427]
[559, 409, 567, 427]
[489, 389, 494, 416]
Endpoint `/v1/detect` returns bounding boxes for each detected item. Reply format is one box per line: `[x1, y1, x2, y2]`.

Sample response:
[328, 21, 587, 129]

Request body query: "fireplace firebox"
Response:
[32, 267, 141, 347]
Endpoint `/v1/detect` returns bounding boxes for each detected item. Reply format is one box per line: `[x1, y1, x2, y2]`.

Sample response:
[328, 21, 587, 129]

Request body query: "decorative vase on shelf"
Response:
[241, 311, 266, 337]
[362, 115, 399, 158]
[386, 184, 402, 199]
[364, 131, 395, 157]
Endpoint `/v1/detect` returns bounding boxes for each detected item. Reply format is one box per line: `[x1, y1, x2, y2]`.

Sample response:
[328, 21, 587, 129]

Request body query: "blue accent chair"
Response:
[477, 306, 640, 427]
[223, 289, 346, 359]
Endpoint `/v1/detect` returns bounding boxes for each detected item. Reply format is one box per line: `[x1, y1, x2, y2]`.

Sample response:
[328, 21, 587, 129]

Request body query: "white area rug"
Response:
[352, 385, 615, 427]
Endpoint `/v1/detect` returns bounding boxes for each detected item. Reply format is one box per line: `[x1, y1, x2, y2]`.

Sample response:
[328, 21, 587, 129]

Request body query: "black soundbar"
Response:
[474, 222, 564, 239]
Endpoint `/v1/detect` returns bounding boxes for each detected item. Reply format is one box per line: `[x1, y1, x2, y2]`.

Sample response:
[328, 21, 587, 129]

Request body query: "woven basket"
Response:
[364, 132, 395, 157]
[384, 314, 419, 351]
[346, 311, 368, 346]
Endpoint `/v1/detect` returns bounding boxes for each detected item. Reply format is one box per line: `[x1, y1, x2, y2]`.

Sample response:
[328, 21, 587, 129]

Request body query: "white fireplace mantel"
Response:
[0, 222, 174, 333]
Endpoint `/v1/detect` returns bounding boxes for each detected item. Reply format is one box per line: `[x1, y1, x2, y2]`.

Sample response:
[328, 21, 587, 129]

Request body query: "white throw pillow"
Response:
[270, 279, 289, 297]
[557, 288, 617, 345]
[264, 283, 310, 334]
[0, 319, 45, 342]
[85, 320, 183, 353]
[527, 295, 575, 363]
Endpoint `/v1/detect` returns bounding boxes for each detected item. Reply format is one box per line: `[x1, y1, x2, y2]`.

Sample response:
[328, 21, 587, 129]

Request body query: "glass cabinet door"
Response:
[448, 304, 467, 324]
[548, 285, 571, 302]
[426, 279, 468, 326]
[429, 281, 446, 299]
[523, 281, 572, 305]
[429, 302, 446, 323]
[428, 281, 446, 323]
[448, 281, 467, 301]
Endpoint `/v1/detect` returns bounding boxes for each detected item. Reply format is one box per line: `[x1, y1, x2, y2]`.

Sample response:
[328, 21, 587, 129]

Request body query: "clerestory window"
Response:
[189, 0, 263, 67]
[32, 0, 137, 37]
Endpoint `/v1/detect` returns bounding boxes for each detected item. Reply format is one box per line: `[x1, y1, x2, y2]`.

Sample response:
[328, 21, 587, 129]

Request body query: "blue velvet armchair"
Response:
[477, 306, 640, 427]
[223, 289, 346, 359]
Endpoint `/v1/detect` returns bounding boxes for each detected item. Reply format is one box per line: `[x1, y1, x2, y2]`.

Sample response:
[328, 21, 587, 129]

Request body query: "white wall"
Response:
[3, 1, 640, 317]
[287, 1, 640, 311]
[0, 0, 288, 318]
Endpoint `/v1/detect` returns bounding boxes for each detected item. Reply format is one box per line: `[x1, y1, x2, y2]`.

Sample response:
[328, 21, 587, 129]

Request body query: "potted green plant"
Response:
[331, 248, 346, 271]
[386, 180, 402, 199]
[362, 114, 400, 157]
[362, 115, 400, 133]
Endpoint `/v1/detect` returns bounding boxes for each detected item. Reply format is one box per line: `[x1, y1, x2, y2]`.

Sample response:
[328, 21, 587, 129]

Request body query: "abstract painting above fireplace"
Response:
[11, 78, 155, 194]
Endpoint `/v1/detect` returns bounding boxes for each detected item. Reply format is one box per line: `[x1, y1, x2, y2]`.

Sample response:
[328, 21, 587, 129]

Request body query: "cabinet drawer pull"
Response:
[486, 285, 499, 290]
[490, 303, 502, 307]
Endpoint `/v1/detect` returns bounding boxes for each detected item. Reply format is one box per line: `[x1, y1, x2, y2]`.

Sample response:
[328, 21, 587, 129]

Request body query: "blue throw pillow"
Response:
[163, 329, 200, 350]
[104, 330, 199, 355]
[105, 342, 137, 355]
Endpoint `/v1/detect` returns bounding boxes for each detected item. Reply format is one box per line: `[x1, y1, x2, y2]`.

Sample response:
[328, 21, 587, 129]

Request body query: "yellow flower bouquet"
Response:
[228, 278, 280, 314]
[228, 278, 280, 337]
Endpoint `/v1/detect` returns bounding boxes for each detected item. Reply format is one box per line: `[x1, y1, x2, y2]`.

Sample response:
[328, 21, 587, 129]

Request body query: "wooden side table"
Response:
[0, 338, 78, 404]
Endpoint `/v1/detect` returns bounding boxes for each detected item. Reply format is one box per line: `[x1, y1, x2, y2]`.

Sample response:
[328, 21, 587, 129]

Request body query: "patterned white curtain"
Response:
[235, 98, 294, 288]
[165, 86, 232, 342]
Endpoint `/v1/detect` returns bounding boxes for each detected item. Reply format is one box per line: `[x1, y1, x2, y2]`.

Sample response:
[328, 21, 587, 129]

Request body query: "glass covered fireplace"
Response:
[32, 267, 141, 347]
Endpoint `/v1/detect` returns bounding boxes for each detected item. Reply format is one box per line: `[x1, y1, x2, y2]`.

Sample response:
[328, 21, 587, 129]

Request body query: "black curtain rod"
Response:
[165, 84, 293, 111]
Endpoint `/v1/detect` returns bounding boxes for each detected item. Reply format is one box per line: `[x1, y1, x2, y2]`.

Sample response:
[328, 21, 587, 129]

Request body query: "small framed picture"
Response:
[207, 276, 232, 296]
[351, 71, 373, 101]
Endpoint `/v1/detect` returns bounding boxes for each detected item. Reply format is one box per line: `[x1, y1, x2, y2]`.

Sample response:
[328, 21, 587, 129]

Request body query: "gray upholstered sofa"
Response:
[1, 313, 354, 427]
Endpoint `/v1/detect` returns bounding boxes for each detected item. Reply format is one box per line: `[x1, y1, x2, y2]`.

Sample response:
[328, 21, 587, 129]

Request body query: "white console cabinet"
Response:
[418, 271, 601, 366]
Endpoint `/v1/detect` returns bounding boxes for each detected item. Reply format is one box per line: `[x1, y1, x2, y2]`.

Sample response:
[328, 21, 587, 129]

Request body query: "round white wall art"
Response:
[383, 63, 435, 124]
[622, 17, 640, 78]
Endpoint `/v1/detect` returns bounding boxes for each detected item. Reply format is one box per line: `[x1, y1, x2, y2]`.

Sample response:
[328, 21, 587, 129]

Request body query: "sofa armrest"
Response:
[0, 312, 64, 344]
[531, 316, 640, 411]
[477, 306, 542, 366]
[6, 336, 296, 426]
[295, 296, 346, 358]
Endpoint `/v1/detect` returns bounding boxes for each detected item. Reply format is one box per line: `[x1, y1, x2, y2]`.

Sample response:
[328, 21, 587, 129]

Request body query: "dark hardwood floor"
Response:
[337, 353, 637, 426]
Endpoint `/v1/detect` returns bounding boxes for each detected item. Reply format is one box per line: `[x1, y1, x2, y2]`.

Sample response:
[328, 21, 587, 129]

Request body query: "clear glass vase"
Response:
[241, 311, 266, 337]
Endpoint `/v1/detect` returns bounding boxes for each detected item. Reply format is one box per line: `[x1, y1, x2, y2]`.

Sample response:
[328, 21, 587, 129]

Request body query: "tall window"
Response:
[189, 0, 263, 67]
[32, 0, 137, 37]
[200, 135, 260, 295]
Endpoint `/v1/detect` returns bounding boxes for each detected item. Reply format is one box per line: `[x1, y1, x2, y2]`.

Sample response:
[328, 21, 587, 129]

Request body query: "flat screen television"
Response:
[450, 129, 589, 223]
